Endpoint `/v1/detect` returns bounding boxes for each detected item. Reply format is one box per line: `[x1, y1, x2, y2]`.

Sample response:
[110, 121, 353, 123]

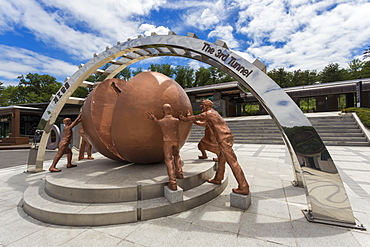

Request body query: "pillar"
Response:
[10, 108, 20, 137]
[345, 93, 355, 108]
[316, 96, 326, 112]
[327, 95, 338, 111]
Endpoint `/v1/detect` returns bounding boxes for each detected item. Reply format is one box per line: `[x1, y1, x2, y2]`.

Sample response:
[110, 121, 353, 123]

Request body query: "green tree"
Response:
[0, 82, 6, 106]
[17, 73, 62, 103]
[194, 67, 211, 87]
[319, 63, 348, 83]
[174, 65, 194, 88]
[348, 59, 364, 79]
[361, 61, 370, 78]
[71, 87, 90, 98]
[114, 67, 131, 81]
[291, 70, 318, 86]
[363, 46, 370, 60]
[148, 64, 175, 77]
[132, 67, 143, 77]
[267, 68, 293, 88]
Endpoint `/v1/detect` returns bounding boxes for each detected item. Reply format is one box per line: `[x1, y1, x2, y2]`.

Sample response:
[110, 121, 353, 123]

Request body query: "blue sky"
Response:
[1, 0, 370, 86]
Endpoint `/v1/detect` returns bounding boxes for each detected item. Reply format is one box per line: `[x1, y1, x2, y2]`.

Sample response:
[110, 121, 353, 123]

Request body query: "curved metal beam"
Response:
[27, 33, 358, 227]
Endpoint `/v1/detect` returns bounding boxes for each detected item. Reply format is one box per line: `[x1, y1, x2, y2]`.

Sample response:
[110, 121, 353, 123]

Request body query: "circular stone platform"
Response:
[22, 152, 228, 226]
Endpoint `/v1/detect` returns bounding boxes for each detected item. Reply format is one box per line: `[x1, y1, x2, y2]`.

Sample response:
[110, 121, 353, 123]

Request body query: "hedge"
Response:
[343, 107, 370, 128]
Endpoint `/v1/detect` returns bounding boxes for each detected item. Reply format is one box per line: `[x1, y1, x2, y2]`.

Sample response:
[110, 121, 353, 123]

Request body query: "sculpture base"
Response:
[22, 154, 228, 226]
[230, 192, 251, 210]
[302, 209, 366, 231]
[164, 186, 183, 203]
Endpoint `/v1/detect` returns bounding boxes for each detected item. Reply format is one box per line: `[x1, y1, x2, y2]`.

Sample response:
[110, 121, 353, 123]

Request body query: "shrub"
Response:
[343, 107, 370, 127]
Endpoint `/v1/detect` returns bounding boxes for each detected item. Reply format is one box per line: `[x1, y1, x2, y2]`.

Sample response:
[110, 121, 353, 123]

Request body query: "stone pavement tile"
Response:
[60, 229, 122, 247]
[169, 204, 206, 223]
[0, 186, 25, 204]
[251, 185, 286, 200]
[0, 199, 17, 213]
[204, 194, 230, 208]
[0, 206, 29, 226]
[5, 170, 46, 183]
[332, 155, 367, 162]
[125, 217, 190, 247]
[177, 224, 238, 247]
[116, 239, 144, 247]
[236, 235, 292, 247]
[283, 186, 307, 204]
[8, 226, 87, 247]
[239, 212, 297, 246]
[251, 177, 283, 189]
[349, 197, 370, 213]
[0, 217, 48, 246]
[93, 222, 141, 240]
[286, 202, 308, 222]
[191, 205, 243, 234]
[247, 197, 291, 220]
[353, 212, 370, 232]
[291, 221, 361, 247]
[351, 231, 370, 247]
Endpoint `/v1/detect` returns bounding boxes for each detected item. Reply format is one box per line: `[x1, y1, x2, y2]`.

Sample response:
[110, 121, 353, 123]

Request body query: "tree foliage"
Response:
[319, 63, 349, 83]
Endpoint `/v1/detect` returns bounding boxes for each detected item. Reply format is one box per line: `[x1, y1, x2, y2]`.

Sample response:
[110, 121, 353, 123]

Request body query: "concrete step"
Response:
[23, 176, 228, 226]
[188, 113, 369, 146]
[22, 155, 228, 226]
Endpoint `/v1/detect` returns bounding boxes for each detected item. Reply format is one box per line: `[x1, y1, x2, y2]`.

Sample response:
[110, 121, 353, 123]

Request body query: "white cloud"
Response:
[187, 60, 205, 70]
[138, 24, 171, 36]
[0, 0, 169, 61]
[0, 45, 77, 86]
[208, 25, 239, 49]
[182, 0, 238, 30]
[235, 0, 370, 71]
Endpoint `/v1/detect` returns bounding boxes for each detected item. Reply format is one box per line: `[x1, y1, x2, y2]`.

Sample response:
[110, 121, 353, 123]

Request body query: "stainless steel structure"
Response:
[27, 32, 363, 229]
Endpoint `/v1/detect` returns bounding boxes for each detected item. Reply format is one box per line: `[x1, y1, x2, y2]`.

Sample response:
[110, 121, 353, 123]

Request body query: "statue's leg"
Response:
[66, 148, 77, 168]
[78, 139, 87, 160]
[208, 150, 225, 184]
[198, 141, 208, 159]
[164, 143, 177, 190]
[219, 138, 249, 194]
[173, 144, 183, 179]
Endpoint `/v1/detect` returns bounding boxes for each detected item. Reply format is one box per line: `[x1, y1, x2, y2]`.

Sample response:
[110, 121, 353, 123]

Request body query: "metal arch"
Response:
[27, 33, 360, 228]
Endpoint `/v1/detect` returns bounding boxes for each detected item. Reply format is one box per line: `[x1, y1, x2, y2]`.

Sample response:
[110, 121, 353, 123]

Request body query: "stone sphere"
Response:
[82, 72, 193, 164]
[111, 71, 193, 164]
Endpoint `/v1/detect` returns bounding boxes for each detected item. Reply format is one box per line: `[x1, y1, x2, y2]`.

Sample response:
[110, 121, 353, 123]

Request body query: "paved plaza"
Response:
[0, 142, 369, 246]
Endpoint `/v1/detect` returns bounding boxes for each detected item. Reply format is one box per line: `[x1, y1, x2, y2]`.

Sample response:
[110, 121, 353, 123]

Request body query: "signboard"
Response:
[356, 81, 362, 107]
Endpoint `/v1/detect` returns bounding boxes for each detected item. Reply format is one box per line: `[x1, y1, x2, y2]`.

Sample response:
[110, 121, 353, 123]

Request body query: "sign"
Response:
[356, 81, 362, 107]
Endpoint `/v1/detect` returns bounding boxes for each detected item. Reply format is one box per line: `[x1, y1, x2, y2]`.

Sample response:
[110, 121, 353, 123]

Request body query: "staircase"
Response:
[22, 154, 228, 226]
[187, 113, 370, 146]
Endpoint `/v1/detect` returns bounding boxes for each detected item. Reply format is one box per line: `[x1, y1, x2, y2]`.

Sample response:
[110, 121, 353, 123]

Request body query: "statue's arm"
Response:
[70, 113, 82, 128]
[180, 112, 205, 122]
[194, 120, 207, 127]
[147, 112, 158, 124]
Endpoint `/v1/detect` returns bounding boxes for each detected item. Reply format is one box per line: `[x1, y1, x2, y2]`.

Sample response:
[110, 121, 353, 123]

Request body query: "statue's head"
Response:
[63, 118, 72, 125]
[163, 103, 172, 115]
[201, 99, 213, 111]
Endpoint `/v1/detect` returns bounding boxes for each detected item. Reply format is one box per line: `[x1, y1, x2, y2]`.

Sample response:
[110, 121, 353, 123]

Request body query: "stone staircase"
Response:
[187, 113, 370, 146]
[22, 153, 228, 226]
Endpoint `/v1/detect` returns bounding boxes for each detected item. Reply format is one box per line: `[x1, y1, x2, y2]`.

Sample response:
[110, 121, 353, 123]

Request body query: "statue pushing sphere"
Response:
[82, 71, 193, 164]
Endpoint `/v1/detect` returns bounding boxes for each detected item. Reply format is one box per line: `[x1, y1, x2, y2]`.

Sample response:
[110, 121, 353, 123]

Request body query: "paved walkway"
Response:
[0, 143, 369, 246]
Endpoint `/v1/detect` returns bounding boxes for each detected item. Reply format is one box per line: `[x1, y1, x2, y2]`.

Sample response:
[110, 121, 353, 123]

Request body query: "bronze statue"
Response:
[82, 73, 193, 164]
[194, 120, 220, 161]
[78, 123, 94, 160]
[49, 114, 82, 172]
[147, 104, 183, 191]
[180, 100, 250, 195]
